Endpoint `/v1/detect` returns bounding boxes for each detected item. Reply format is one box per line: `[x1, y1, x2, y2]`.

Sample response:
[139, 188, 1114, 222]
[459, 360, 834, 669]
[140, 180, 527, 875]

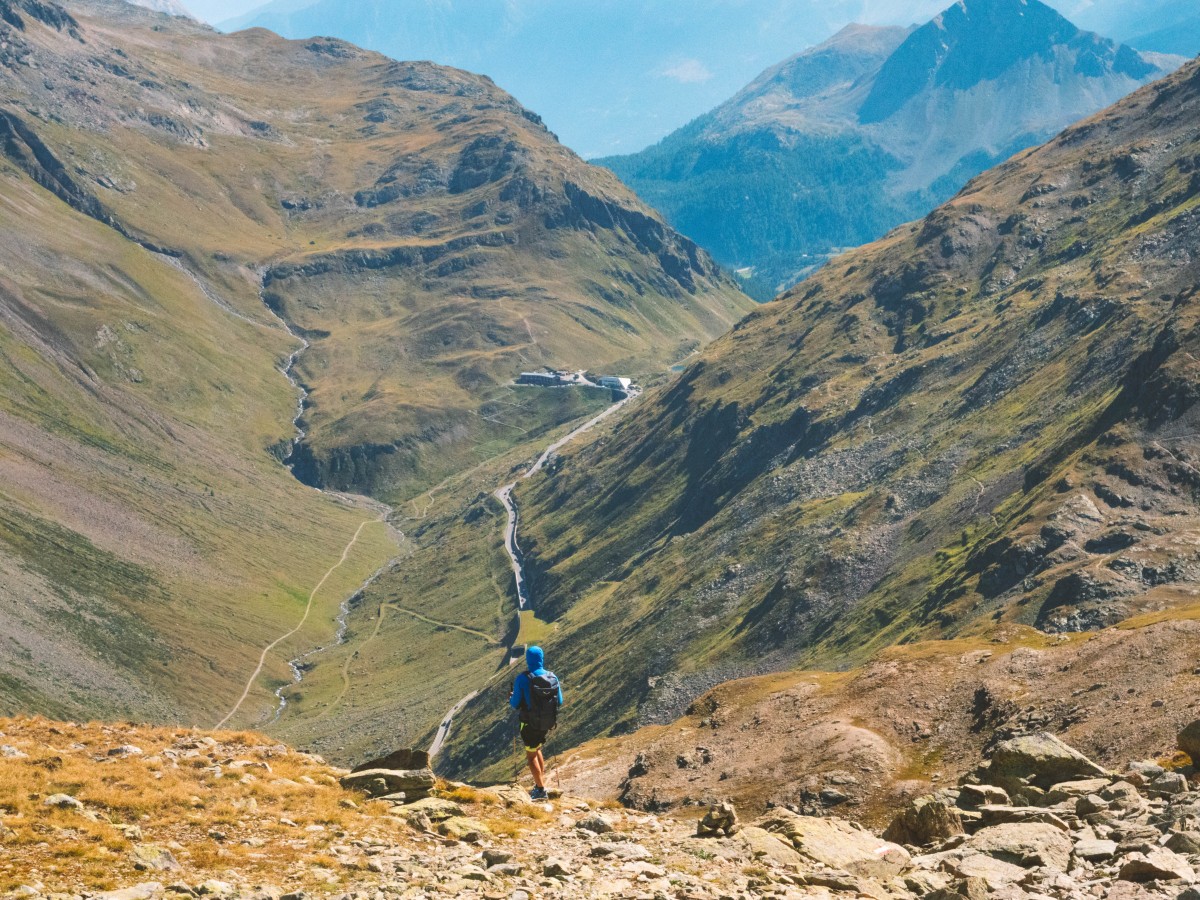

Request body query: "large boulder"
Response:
[755, 810, 910, 880]
[351, 748, 431, 773]
[965, 822, 1073, 871]
[1118, 849, 1196, 883]
[732, 826, 806, 869]
[1179, 721, 1200, 763]
[884, 796, 965, 846]
[339, 767, 435, 797]
[986, 733, 1108, 790]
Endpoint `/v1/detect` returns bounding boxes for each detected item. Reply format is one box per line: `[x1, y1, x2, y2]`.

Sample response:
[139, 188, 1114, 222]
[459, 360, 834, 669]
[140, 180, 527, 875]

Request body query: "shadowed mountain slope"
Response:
[601, 0, 1183, 296]
[439, 53, 1200, 781]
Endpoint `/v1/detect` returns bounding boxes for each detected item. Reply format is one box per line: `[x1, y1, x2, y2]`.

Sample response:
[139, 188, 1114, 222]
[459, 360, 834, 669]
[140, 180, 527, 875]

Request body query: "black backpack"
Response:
[520, 671, 560, 731]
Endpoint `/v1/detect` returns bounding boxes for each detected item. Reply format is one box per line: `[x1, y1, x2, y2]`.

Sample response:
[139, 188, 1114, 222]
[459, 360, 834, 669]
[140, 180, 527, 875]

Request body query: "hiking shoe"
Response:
[529, 787, 548, 801]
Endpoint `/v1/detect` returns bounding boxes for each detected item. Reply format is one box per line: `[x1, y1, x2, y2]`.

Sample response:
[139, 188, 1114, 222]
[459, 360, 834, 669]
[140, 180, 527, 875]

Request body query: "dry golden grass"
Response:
[0, 717, 371, 892]
[0, 717, 596, 894]
[440, 784, 499, 806]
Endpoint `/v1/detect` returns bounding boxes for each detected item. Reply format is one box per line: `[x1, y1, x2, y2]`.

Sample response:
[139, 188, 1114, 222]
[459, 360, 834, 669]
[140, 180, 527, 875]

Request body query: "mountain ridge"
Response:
[601, 0, 1183, 295]
[436, 50, 1200, 784]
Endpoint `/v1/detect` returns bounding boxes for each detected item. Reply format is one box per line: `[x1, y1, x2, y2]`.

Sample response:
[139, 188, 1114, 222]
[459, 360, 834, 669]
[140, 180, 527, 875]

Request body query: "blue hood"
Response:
[526, 645, 544, 673]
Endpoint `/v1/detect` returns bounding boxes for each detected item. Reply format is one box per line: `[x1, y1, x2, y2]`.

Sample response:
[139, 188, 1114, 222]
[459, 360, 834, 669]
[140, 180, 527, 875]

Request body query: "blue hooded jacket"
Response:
[509, 645, 564, 713]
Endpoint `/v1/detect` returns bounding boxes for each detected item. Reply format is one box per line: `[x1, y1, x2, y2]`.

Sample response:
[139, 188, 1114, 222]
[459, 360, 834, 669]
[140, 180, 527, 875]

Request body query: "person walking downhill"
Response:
[509, 645, 563, 800]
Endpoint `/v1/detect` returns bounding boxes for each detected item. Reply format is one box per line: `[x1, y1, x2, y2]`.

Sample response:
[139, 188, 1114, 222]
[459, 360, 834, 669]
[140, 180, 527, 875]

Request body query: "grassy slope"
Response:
[0, 155, 396, 727]
[436, 59, 1200, 779]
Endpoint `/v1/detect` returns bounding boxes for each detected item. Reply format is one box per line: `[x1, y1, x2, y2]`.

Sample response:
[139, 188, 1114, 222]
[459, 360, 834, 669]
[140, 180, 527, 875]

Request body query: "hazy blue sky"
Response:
[186, 0, 248, 21]
[176, 0, 1197, 157]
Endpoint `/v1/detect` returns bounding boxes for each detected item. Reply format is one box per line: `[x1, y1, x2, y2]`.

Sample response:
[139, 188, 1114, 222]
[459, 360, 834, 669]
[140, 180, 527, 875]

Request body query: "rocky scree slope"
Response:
[2, 0, 752, 502]
[601, 0, 1183, 295]
[3, 717, 1200, 900]
[555, 622, 1200, 822]
[437, 52, 1200, 781]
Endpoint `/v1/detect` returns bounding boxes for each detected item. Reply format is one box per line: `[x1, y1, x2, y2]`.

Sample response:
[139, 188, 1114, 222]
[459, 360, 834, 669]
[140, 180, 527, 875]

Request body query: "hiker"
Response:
[508, 645, 563, 800]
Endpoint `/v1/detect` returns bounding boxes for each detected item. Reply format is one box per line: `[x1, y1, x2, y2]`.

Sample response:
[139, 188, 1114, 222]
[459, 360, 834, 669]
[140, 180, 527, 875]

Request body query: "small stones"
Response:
[575, 812, 614, 834]
[108, 745, 143, 758]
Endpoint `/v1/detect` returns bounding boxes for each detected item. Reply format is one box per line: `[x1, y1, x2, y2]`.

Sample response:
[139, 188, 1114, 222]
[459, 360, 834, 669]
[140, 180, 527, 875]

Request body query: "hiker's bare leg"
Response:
[527, 748, 545, 788]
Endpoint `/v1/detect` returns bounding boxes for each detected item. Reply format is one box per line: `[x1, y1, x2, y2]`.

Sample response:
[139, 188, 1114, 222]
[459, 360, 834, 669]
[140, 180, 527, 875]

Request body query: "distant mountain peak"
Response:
[858, 0, 1155, 123]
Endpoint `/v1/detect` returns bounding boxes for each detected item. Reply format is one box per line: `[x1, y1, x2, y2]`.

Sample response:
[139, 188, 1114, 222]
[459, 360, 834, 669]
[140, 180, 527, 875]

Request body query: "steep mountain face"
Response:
[601, 0, 1183, 296]
[440, 55, 1200, 781]
[0, 0, 748, 728]
[4, 0, 750, 503]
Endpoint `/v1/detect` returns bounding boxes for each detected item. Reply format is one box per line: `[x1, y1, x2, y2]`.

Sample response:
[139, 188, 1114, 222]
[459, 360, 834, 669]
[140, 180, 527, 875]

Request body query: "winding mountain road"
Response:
[430, 389, 637, 757]
[495, 391, 637, 610]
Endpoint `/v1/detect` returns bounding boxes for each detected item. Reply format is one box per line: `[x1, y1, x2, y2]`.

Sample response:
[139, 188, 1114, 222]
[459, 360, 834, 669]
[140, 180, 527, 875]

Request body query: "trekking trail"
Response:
[430, 389, 638, 756]
[180, 264, 403, 730]
[215, 517, 375, 730]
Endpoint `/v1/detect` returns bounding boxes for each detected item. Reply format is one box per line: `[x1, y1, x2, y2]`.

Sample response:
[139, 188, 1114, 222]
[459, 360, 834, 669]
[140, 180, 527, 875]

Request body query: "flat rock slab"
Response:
[732, 826, 806, 869]
[1047, 778, 1114, 801]
[988, 732, 1108, 789]
[351, 748, 430, 773]
[977, 805, 1072, 831]
[398, 797, 462, 821]
[1075, 838, 1119, 861]
[756, 809, 910, 880]
[950, 851, 1028, 886]
[95, 885, 163, 900]
[1118, 849, 1197, 883]
[966, 822, 1073, 871]
[339, 768, 435, 797]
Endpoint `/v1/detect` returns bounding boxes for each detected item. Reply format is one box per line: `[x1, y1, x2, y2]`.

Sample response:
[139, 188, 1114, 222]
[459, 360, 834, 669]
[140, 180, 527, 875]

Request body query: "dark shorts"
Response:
[520, 722, 548, 751]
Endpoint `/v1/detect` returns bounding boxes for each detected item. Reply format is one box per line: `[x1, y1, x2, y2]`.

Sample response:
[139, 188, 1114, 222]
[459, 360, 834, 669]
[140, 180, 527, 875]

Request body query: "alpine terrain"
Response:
[601, 0, 1184, 296]
[434, 45, 1200, 802]
[0, 0, 749, 730]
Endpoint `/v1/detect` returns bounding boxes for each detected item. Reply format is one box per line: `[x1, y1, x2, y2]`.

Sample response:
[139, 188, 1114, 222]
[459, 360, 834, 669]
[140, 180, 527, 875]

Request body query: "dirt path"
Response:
[214, 518, 374, 730]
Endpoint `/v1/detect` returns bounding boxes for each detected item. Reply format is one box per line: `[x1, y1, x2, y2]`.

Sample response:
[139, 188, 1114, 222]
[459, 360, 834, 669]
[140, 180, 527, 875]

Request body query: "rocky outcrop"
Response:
[884, 796, 965, 846]
[983, 732, 1110, 791]
[1180, 720, 1200, 763]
